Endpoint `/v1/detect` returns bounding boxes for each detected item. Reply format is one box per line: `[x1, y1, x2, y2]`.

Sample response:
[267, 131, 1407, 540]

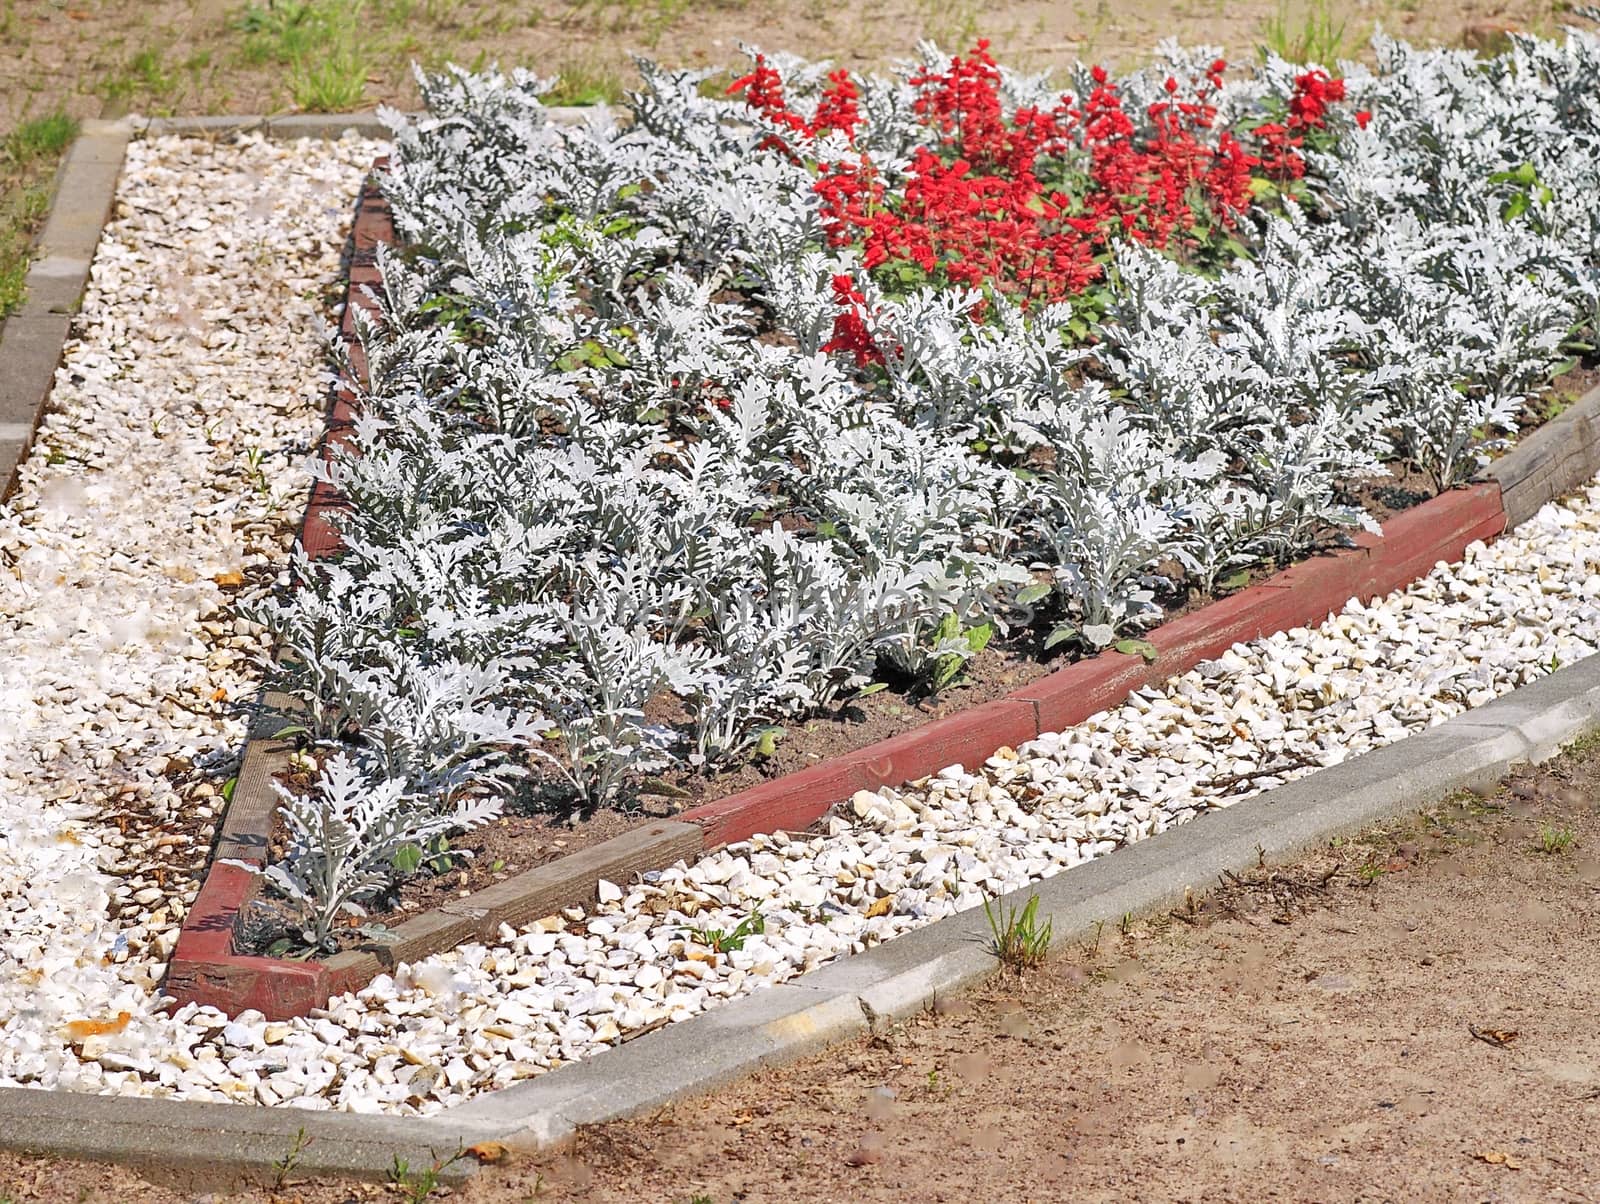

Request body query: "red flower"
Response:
[820, 274, 883, 367]
[1355, 109, 1372, 129]
[741, 44, 1335, 312]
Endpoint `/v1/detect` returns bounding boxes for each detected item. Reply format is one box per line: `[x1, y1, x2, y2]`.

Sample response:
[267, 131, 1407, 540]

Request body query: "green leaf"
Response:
[1015, 582, 1053, 606]
[221, 776, 238, 804]
[393, 844, 424, 874]
[271, 724, 308, 740]
[1218, 569, 1252, 591]
[1043, 623, 1078, 650]
[754, 726, 783, 757]
[965, 621, 994, 655]
[1114, 638, 1158, 663]
[857, 681, 890, 696]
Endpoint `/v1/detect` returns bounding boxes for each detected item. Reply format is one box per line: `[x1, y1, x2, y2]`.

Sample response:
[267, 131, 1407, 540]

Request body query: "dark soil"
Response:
[241, 769, 646, 952]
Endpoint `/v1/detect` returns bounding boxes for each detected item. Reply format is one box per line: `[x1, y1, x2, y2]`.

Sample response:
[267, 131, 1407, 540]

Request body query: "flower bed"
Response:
[238, 32, 1600, 954]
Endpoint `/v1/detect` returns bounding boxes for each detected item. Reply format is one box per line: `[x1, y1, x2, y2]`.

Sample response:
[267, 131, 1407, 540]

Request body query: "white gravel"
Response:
[0, 132, 380, 1100]
[1, 136, 1598, 1117]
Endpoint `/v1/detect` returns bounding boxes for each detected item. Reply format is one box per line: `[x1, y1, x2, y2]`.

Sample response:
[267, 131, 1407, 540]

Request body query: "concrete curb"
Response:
[0, 1088, 497, 1187]
[8, 651, 1599, 1182]
[0, 118, 133, 500]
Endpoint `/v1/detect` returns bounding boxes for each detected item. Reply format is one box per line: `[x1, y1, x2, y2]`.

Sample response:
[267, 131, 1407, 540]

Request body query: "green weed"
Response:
[289, 41, 370, 110]
[1534, 824, 1576, 855]
[235, 0, 371, 111]
[1563, 727, 1600, 757]
[271, 1126, 313, 1191]
[983, 892, 1053, 972]
[0, 109, 70, 320]
[4, 111, 76, 165]
[102, 45, 183, 108]
[544, 58, 626, 107]
[688, 910, 765, 954]
[389, 1145, 468, 1202]
[1259, 0, 1351, 64]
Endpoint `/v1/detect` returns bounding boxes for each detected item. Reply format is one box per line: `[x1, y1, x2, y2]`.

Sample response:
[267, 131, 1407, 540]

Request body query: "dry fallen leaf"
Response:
[210, 687, 228, 702]
[865, 895, 895, 919]
[1475, 1150, 1523, 1169]
[467, 1140, 510, 1164]
[1469, 1023, 1519, 1049]
[64, 1011, 132, 1041]
[212, 570, 244, 587]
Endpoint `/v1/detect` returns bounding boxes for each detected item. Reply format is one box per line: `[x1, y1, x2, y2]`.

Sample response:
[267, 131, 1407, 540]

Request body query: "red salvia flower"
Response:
[736, 45, 1350, 347]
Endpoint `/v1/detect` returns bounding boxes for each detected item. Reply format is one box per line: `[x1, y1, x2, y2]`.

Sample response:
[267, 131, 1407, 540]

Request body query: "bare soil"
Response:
[10, 730, 1600, 1201]
[0, 0, 1583, 321]
[3, 0, 1585, 133]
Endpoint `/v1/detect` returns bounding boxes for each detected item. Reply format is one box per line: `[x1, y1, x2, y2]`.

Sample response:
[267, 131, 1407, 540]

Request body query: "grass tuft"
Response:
[984, 892, 1053, 972]
[4, 111, 77, 165]
[236, 0, 371, 111]
[1534, 823, 1576, 855]
[0, 109, 78, 320]
[1258, 0, 1351, 65]
[543, 58, 626, 107]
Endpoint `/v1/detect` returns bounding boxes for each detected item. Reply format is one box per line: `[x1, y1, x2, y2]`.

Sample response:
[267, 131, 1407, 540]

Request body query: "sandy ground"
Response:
[0, 0, 1583, 134]
[5, 732, 1600, 1202]
[0, 0, 1575, 327]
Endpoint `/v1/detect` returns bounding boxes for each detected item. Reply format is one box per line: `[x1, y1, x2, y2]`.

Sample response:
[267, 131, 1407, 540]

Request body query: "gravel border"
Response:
[4, 650, 1598, 1182]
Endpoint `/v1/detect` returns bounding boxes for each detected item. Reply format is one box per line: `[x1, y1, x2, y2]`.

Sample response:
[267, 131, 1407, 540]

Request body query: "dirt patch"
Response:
[240, 784, 648, 953]
[1, 0, 1587, 134]
[10, 732, 1600, 1201]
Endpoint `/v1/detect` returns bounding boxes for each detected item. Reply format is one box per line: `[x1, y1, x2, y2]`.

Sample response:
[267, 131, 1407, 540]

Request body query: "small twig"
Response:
[1202, 752, 1320, 794]
[619, 1015, 671, 1044]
